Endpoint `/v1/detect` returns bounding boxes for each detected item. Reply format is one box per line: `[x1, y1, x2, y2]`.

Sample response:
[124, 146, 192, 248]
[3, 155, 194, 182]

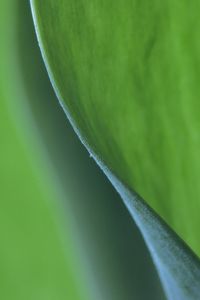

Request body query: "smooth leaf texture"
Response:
[30, 1, 200, 299]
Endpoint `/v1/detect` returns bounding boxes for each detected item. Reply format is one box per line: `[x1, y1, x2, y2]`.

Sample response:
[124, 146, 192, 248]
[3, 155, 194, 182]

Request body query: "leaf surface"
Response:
[30, 1, 200, 298]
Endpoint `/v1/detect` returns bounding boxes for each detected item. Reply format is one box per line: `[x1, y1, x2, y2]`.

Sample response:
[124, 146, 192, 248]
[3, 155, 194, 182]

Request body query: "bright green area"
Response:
[31, 0, 200, 257]
[0, 2, 92, 299]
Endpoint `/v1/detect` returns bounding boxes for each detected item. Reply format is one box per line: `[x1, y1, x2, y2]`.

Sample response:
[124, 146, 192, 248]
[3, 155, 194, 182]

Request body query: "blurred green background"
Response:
[0, 1, 165, 299]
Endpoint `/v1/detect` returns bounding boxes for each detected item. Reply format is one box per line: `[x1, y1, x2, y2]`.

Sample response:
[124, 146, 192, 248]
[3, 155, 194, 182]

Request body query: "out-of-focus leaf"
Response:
[30, 1, 200, 299]
[0, 2, 94, 300]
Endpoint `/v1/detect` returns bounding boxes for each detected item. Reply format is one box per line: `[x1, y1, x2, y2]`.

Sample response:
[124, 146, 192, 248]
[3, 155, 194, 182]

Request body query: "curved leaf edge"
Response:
[30, 1, 200, 299]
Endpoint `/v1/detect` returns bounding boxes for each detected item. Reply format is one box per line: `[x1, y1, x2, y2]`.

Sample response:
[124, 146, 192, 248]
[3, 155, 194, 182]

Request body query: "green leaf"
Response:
[30, 0, 200, 299]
